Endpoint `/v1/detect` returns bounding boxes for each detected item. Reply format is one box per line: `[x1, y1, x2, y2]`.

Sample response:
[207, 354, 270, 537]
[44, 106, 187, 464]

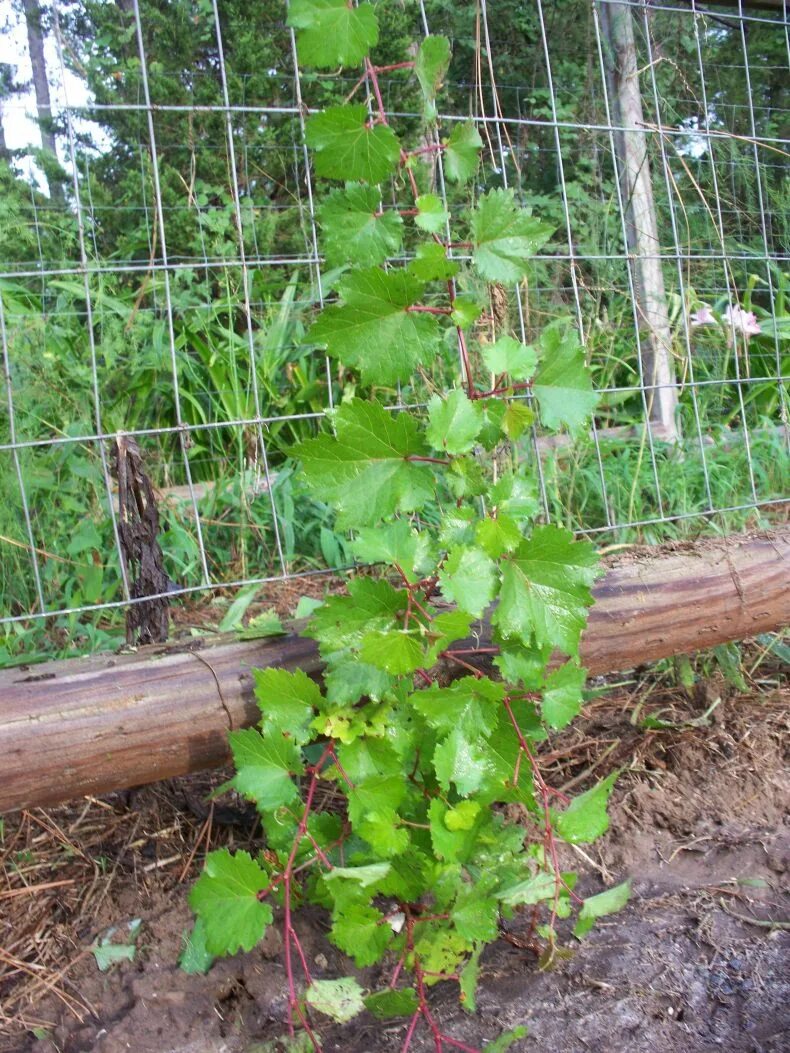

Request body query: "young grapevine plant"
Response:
[187, 6, 630, 1050]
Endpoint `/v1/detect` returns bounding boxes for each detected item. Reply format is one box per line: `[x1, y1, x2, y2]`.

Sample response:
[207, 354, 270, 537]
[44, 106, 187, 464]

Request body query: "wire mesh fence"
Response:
[0, 0, 787, 650]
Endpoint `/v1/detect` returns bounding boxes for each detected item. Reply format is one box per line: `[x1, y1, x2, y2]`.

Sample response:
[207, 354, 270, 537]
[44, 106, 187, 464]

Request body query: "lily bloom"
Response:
[724, 304, 761, 336]
[690, 306, 716, 327]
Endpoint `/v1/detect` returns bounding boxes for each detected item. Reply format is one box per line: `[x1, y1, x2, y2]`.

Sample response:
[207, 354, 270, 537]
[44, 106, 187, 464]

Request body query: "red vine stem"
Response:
[406, 142, 446, 157]
[476, 379, 533, 399]
[440, 650, 484, 678]
[326, 745, 353, 787]
[400, 909, 483, 1053]
[294, 51, 569, 1050]
[374, 60, 415, 73]
[407, 454, 451, 465]
[393, 565, 434, 622]
[361, 55, 477, 399]
[257, 744, 342, 1046]
[503, 698, 583, 925]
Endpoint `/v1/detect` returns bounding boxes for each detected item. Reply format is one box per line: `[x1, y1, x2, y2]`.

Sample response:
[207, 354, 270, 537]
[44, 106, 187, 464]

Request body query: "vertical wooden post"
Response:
[601, 1, 679, 442]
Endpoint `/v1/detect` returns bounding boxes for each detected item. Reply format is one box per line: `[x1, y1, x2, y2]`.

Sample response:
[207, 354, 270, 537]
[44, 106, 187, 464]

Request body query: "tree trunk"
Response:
[22, 0, 63, 203]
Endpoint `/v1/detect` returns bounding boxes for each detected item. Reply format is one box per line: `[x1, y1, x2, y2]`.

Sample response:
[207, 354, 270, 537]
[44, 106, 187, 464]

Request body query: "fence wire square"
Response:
[0, 0, 787, 643]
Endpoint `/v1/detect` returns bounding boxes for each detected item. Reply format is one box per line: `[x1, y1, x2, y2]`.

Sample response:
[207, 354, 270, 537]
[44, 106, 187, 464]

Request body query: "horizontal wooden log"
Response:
[1, 530, 788, 813]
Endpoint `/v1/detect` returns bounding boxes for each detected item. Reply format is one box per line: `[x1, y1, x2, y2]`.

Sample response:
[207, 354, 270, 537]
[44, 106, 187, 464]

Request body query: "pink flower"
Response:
[690, 306, 716, 327]
[724, 304, 761, 336]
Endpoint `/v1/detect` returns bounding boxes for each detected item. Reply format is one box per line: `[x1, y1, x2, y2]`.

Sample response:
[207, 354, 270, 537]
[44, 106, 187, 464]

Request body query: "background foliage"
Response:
[0, 0, 787, 663]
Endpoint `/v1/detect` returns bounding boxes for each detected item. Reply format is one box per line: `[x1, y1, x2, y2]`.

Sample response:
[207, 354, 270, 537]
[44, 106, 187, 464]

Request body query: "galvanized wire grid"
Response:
[0, 0, 788, 629]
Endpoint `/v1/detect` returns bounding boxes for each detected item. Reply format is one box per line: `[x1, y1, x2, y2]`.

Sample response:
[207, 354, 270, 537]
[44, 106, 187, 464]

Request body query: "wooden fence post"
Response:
[600, 0, 679, 442]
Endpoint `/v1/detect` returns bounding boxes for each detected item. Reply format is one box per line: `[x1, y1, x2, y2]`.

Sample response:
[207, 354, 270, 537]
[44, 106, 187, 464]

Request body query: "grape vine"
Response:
[186, 4, 630, 1050]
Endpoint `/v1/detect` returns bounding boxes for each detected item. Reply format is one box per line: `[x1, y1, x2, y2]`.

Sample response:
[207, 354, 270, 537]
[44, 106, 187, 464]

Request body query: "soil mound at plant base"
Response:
[2, 663, 787, 1053]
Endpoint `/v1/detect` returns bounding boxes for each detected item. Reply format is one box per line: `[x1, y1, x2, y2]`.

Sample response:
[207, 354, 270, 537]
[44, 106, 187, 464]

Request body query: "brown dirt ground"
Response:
[1, 645, 787, 1053]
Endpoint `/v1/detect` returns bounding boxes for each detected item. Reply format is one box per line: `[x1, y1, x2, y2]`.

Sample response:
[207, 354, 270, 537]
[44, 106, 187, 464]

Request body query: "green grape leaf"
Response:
[481, 335, 537, 380]
[438, 503, 475, 547]
[493, 524, 600, 656]
[229, 729, 303, 810]
[424, 608, 474, 666]
[308, 268, 440, 385]
[474, 708, 536, 806]
[410, 677, 503, 737]
[434, 728, 489, 796]
[296, 400, 435, 529]
[532, 320, 599, 434]
[412, 925, 470, 984]
[313, 694, 396, 743]
[475, 514, 522, 559]
[471, 188, 554, 282]
[415, 192, 448, 233]
[554, 772, 618, 844]
[428, 798, 484, 862]
[438, 544, 497, 617]
[452, 887, 499, 943]
[289, 0, 378, 69]
[497, 871, 556, 907]
[306, 577, 405, 652]
[178, 918, 214, 975]
[295, 595, 323, 619]
[337, 737, 403, 783]
[359, 629, 425, 674]
[324, 651, 394, 705]
[483, 1027, 528, 1052]
[477, 398, 508, 449]
[501, 401, 534, 440]
[357, 807, 410, 857]
[447, 454, 487, 499]
[352, 519, 433, 581]
[415, 35, 451, 104]
[573, 880, 631, 937]
[364, 988, 419, 1019]
[253, 667, 321, 745]
[408, 242, 459, 281]
[445, 800, 481, 831]
[377, 850, 433, 902]
[459, 944, 483, 1013]
[347, 775, 406, 826]
[189, 849, 272, 956]
[451, 295, 484, 329]
[542, 660, 586, 730]
[427, 388, 482, 454]
[490, 472, 541, 521]
[305, 977, 366, 1023]
[237, 608, 285, 639]
[324, 862, 392, 892]
[308, 812, 344, 855]
[319, 184, 403, 267]
[444, 122, 483, 183]
[306, 104, 401, 183]
[330, 904, 393, 966]
[495, 644, 551, 690]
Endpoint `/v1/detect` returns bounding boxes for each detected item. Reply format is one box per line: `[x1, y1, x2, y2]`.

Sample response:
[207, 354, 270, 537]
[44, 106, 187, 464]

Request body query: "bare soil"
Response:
[1, 652, 787, 1053]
